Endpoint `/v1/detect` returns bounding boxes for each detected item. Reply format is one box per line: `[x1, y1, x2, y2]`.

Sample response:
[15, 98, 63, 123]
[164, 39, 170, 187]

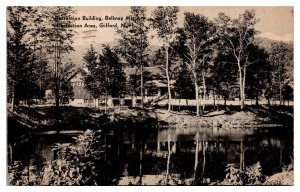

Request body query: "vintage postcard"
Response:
[7, 6, 293, 186]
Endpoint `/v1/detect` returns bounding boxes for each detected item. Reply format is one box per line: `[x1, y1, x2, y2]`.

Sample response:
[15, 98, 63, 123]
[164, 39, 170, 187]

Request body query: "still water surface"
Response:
[10, 125, 293, 185]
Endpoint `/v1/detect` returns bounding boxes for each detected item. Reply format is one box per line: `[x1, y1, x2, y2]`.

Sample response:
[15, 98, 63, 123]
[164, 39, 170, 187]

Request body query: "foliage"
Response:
[7, 6, 76, 109]
[208, 49, 238, 103]
[245, 44, 272, 104]
[150, 6, 179, 112]
[117, 6, 149, 68]
[7, 7, 48, 108]
[182, 12, 216, 115]
[215, 9, 259, 109]
[282, 84, 293, 102]
[41, 6, 76, 107]
[220, 162, 265, 185]
[83, 45, 101, 99]
[173, 62, 195, 99]
[268, 42, 293, 104]
[150, 6, 179, 44]
[8, 129, 114, 186]
[47, 60, 75, 104]
[8, 161, 40, 186]
[42, 129, 106, 185]
[83, 44, 126, 111]
[99, 45, 126, 98]
[116, 6, 150, 108]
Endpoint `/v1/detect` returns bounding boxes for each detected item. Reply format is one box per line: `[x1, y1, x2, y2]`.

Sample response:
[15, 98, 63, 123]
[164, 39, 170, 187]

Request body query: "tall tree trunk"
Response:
[140, 64, 144, 109]
[279, 83, 283, 106]
[242, 66, 246, 108]
[217, 95, 219, 111]
[54, 32, 60, 109]
[193, 67, 201, 116]
[104, 90, 107, 114]
[238, 61, 245, 110]
[55, 83, 60, 108]
[202, 71, 206, 112]
[279, 65, 283, 105]
[165, 45, 172, 112]
[195, 82, 200, 117]
[213, 89, 216, 111]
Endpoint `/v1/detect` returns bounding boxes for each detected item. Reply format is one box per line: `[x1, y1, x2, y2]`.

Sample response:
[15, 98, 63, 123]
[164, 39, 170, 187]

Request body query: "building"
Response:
[69, 68, 95, 106]
[66, 66, 173, 108]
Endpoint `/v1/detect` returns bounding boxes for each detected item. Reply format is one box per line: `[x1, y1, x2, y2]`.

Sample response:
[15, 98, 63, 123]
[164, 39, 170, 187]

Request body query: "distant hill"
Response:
[66, 37, 293, 67]
[254, 37, 293, 52]
[66, 41, 161, 67]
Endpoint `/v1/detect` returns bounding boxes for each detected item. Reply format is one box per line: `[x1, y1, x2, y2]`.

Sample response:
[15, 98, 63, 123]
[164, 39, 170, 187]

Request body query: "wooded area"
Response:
[7, 6, 293, 115]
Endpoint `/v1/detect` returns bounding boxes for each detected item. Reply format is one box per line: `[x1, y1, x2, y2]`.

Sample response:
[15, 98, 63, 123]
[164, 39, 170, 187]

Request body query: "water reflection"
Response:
[9, 126, 293, 185]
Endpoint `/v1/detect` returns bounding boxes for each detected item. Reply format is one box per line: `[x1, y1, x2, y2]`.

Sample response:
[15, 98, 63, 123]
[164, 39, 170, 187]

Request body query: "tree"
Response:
[84, 45, 126, 114]
[83, 45, 100, 106]
[282, 84, 293, 106]
[151, 6, 179, 112]
[173, 62, 195, 103]
[171, 29, 195, 106]
[269, 42, 293, 105]
[125, 70, 154, 107]
[117, 6, 150, 108]
[7, 6, 50, 110]
[245, 44, 271, 106]
[208, 49, 238, 108]
[47, 60, 75, 105]
[182, 12, 215, 116]
[7, 7, 35, 110]
[216, 10, 259, 110]
[41, 6, 76, 108]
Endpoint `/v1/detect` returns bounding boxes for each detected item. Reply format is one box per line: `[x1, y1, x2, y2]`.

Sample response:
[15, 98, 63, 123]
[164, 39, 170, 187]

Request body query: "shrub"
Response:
[9, 129, 113, 186]
[219, 162, 265, 185]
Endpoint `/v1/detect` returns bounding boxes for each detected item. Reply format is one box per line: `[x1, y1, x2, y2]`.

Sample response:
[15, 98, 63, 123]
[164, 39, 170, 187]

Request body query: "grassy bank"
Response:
[152, 105, 293, 128]
[7, 104, 293, 140]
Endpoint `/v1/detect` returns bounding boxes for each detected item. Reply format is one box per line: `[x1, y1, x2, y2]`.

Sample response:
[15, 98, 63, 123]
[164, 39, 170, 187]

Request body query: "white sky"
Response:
[72, 6, 293, 46]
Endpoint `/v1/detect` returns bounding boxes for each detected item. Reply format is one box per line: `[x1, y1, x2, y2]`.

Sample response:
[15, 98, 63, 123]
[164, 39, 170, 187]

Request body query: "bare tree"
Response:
[183, 12, 215, 116]
[216, 10, 259, 109]
[151, 6, 179, 112]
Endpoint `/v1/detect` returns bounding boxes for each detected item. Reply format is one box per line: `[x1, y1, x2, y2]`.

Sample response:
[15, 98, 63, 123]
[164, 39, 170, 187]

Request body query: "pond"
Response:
[8, 124, 293, 185]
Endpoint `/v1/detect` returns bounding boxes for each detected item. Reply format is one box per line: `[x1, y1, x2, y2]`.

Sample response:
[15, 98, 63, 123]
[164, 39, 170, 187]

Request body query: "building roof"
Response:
[69, 67, 88, 82]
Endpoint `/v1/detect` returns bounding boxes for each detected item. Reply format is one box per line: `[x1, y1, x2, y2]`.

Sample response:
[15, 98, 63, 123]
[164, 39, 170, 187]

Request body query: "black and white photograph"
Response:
[6, 5, 294, 186]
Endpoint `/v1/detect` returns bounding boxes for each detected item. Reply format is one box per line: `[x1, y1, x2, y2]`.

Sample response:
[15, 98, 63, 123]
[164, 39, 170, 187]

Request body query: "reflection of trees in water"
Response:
[9, 121, 293, 185]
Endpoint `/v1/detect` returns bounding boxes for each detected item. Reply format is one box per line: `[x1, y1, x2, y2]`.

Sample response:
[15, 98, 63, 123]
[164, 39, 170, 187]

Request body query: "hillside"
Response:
[254, 37, 293, 52]
[66, 41, 161, 67]
[65, 37, 293, 68]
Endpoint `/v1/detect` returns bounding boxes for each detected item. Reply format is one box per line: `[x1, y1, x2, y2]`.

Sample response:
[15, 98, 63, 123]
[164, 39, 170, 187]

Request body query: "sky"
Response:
[71, 6, 294, 46]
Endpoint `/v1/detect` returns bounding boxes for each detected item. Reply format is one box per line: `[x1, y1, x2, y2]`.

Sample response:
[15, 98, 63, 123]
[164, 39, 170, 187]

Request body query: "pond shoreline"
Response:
[7, 105, 294, 186]
[8, 105, 293, 136]
[115, 105, 293, 129]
